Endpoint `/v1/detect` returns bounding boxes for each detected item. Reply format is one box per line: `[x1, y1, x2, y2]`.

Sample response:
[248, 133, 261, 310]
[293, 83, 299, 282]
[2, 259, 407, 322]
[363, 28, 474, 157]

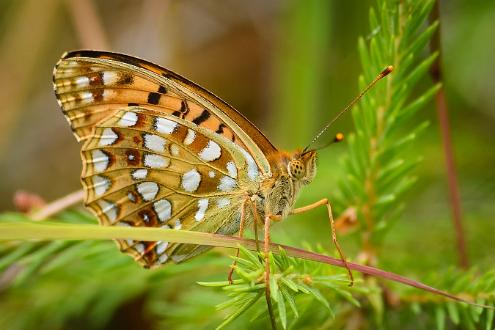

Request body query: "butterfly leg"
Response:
[228, 197, 250, 284]
[249, 198, 262, 252]
[291, 198, 354, 286]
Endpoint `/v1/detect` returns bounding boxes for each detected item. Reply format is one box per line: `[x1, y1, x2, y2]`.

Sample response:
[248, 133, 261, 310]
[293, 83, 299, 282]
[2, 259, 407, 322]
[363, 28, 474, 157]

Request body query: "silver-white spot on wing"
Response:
[195, 199, 209, 221]
[134, 243, 145, 255]
[118, 111, 138, 127]
[198, 140, 221, 162]
[240, 148, 259, 180]
[91, 150, 109, 173]
[153, 199, 172, 222]
[158, 254, 169, 263]
[181, 168, 201, 192]
[218, 176, 237, 192]
[144, 154, 170, 168]
[155, 117, 177, 134]
[97, 200, 118, 223]
[183, 129, 196, 145]
[75, 76, 89, 88]
[102, 89, 117, 100]
[102, 71, 119, 85]
[99, 128, 118, 146]
[136, 182, 159, 201]
[170, 144, 180, 156]
[216, 198, 231, 208]
[131, 169, 148, 180]
[78, 91, 93, 103]
[143, 134, 167, 152]
[226, 161, 237, 178]
[92, 175, 111, 196]
[156, 241, 169, 254]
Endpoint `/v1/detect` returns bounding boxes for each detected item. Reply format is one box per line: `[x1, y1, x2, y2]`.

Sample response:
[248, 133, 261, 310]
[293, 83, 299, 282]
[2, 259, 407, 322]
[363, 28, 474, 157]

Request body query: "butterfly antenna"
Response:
[316, 132, 345, 151]
[303, 65, 393, 152]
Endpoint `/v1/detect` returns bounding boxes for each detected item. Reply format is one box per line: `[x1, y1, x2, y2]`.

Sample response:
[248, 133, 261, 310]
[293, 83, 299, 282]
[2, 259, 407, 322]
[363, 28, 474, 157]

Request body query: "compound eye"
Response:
[289, 160, 305, 179]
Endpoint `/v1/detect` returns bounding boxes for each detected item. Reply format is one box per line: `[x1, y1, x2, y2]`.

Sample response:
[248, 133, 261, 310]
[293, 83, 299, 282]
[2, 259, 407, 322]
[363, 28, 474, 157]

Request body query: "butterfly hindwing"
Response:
[81, 107, 259, 267]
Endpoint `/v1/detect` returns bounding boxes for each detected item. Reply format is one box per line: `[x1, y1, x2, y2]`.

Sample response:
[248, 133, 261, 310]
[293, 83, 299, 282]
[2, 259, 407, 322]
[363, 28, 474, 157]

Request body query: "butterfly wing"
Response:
[53, 50, 277, 177]
[53, 51, 277, 267]
[81, 107, 261, 267]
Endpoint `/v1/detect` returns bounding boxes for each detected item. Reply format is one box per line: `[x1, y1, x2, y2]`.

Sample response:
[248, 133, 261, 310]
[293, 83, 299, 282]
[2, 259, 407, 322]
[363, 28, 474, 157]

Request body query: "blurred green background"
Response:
[0, 0, 494, 328]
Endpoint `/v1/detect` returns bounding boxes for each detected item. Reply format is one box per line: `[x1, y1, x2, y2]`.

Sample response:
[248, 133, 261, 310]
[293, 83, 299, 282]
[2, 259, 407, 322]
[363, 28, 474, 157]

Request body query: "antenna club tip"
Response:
[334, 132, 344, 142]
[381, 65, 394, 76]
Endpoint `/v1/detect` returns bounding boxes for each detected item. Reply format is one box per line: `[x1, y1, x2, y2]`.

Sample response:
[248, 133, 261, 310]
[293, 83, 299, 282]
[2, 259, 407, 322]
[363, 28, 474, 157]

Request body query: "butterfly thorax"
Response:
[259, 150, 317, 219]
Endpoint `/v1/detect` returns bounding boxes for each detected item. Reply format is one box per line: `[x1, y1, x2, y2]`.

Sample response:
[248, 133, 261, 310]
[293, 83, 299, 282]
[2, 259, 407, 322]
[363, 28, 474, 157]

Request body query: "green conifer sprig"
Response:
[390, 269, 495, 329]
[333, 0, 440, 249]
[198, 246, 365, 329]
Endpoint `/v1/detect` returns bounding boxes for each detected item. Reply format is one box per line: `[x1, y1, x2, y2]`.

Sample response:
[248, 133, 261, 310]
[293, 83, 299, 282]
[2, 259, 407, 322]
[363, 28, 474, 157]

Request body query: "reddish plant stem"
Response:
[29, 189, 84, 221]
[430, 1, 469, 269]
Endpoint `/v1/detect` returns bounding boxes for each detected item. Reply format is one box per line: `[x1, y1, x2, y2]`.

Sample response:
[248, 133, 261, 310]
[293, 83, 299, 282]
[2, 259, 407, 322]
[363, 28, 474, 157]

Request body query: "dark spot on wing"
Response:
[147, 92, 161, 105]
[216, 123, 226, 134]
[117, 73, 134, 85]
[192, 110, 210, 125]
[127, 191, 139, 203]
[172, 100, 190, 118]
[125, 149, 140, 166]
[157, 85, 167, 94]
[89, 72, 103, 86]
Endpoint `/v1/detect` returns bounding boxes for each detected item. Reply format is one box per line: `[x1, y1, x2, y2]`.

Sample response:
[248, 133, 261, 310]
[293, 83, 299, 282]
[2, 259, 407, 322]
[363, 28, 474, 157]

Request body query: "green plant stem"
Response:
[0, 221, 490, 310]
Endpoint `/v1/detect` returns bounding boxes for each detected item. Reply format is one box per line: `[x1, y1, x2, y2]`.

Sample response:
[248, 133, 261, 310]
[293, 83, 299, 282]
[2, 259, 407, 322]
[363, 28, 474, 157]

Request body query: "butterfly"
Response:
[52, 51, 390, 284]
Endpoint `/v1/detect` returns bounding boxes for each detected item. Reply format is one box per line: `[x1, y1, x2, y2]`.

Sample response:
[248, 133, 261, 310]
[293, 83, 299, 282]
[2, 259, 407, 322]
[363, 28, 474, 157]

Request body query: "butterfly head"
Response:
[287, 150, 317, 185]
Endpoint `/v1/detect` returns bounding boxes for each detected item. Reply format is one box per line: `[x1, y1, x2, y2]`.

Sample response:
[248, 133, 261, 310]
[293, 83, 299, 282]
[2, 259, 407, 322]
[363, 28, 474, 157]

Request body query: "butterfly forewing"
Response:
[53, 51, 276, 175]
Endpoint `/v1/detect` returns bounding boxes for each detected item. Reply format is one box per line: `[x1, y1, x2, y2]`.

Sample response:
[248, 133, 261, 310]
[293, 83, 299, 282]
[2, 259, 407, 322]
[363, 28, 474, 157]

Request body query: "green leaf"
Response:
[403, 21, 439, 63]
[401, 52, 439, 91]
[281, 288, 299, 318]
[435, 306, 446, 330]
[298, 283, 333, 317]
[280, 277, 299, 293]
[197, 280, 242, 287]
[216, 293, 262, 330]
[277, 288, 288, 329]
[446, 302, 461, 325]
[486, 305, 494, 330]
[375, 194, 396, 207]
[270, 275, 280, 303]
[14, 241, 68, 285]
[238, 245, 262, 268]
[0, 243, 33, 271]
